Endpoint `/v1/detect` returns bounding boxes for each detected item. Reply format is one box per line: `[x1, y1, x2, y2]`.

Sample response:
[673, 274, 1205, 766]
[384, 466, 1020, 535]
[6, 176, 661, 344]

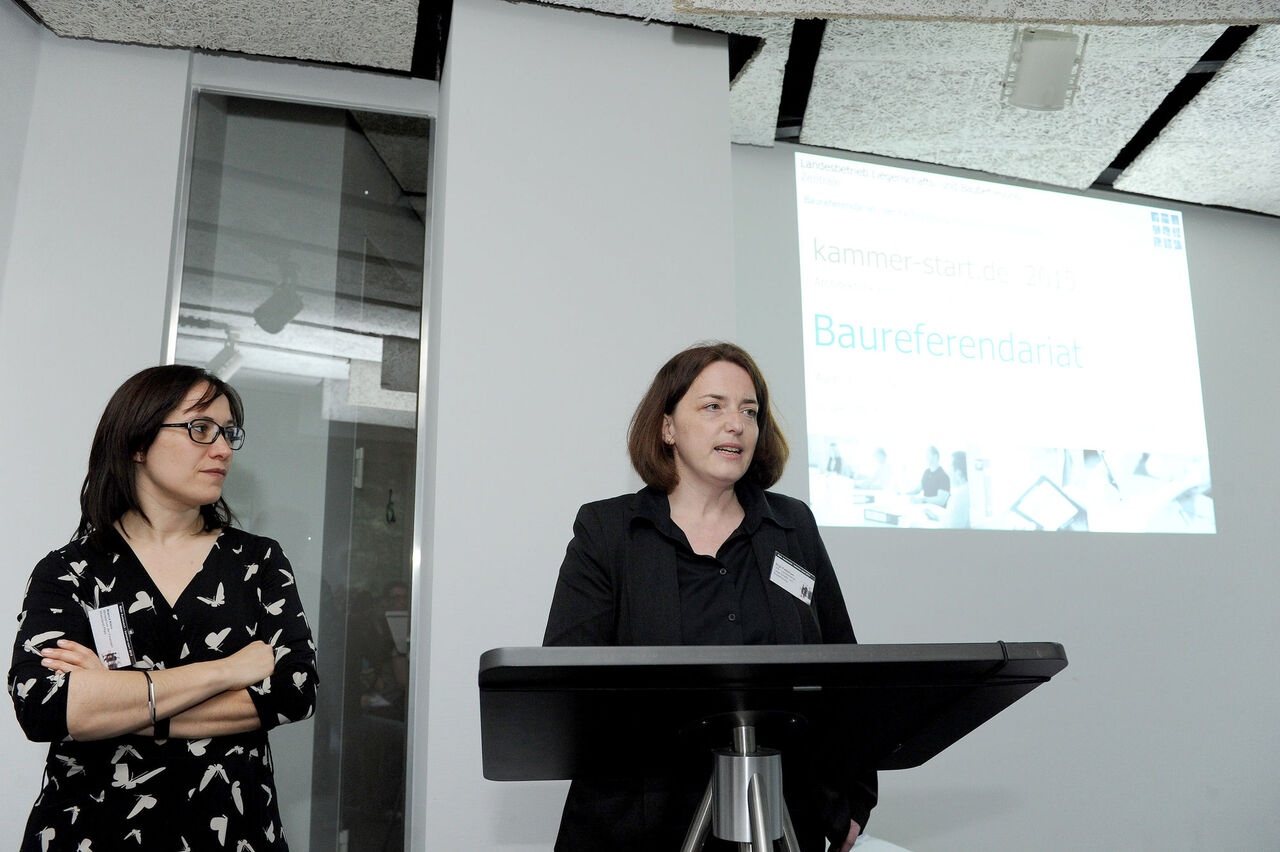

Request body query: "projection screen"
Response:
[796, 152, 1214, 534]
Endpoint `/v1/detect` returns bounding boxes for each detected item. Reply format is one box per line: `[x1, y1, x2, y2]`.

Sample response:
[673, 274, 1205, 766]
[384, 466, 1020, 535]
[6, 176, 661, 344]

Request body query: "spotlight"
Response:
[254, 284, 303, 334]
[1001, 27, 1088, 111]
[207, 330, 244, 379]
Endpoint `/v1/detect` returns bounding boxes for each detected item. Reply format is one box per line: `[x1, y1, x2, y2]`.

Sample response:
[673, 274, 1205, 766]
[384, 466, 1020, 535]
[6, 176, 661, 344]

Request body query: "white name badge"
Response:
[88, 603, 136, 669]
[770, 552, 815, 604]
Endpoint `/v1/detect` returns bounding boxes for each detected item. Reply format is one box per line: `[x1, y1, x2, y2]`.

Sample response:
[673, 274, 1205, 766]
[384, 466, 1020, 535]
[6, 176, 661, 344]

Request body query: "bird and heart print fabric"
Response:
[8, 526, 317, 851]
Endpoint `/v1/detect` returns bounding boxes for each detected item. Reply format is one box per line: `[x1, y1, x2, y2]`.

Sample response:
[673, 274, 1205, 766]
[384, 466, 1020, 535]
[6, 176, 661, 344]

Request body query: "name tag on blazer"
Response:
[769, 552, 814, 604]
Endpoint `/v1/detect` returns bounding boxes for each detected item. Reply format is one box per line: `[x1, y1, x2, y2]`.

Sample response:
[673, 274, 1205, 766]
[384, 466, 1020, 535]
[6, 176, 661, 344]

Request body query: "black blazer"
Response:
[544, 486, 877, 851]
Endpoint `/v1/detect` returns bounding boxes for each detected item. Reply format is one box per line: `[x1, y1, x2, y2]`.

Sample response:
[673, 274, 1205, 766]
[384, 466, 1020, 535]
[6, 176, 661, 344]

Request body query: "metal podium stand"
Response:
[479, 642, 1067, 850]
[679, 720, 797, 852]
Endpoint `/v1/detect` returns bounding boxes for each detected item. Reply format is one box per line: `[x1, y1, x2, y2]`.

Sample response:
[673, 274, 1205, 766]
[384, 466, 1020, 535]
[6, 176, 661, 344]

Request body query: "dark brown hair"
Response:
[76, 365, 245, 549]
[628, 342, 789, 492]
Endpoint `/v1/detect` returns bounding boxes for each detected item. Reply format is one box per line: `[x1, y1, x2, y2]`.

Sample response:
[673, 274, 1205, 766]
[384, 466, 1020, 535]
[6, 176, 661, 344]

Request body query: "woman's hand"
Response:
[835, 819, 861, 852]
[41, 638, 276, 689]
[222, 640, 275, 689]
[43, 639, 273, 742]
[40, 639, 106, 674]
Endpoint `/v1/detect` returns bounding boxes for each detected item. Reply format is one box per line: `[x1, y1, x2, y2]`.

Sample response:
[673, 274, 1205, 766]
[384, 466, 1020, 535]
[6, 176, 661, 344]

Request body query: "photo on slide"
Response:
[809, 439, 1212, 532]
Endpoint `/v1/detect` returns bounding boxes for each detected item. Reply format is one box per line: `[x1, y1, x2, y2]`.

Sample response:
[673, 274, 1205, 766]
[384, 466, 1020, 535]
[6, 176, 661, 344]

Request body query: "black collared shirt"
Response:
[636, 486, 776, 645]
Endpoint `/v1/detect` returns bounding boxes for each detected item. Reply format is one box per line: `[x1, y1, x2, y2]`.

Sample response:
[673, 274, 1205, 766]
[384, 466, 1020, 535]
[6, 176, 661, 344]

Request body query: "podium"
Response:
[479, 642, 1066, 849]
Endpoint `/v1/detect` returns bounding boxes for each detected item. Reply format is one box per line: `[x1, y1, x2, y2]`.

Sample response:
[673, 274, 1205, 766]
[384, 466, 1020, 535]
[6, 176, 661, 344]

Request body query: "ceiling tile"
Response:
[1115, 25, 1280, 216]
[25, 0, 418, 70]
[800, 20, 1224, 189]
[674, 0, 1280, 25]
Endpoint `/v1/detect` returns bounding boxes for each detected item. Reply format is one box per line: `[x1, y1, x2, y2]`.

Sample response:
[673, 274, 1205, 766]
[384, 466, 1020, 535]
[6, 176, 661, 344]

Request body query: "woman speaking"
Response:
[8, 365, 316, 851]
[544, 342, 876, 852]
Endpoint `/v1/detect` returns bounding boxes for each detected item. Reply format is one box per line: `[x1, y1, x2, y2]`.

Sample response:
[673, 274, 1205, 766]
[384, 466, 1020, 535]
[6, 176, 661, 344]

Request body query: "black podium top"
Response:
[478, 642, 1066, 781]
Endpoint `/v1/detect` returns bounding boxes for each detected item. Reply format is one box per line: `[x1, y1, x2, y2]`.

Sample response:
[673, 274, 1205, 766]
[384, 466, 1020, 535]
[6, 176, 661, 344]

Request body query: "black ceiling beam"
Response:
[729, 34, 764, 83]
[1094, 25, 1258, 188]
[410, 0, 453, 81]
[776, 19, 826, 140]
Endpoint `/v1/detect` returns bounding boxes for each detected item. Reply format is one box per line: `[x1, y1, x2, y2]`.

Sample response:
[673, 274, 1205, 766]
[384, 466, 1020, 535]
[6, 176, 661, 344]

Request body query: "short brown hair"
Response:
[628, 342, 789, 492]
[76, 365, 245, 549]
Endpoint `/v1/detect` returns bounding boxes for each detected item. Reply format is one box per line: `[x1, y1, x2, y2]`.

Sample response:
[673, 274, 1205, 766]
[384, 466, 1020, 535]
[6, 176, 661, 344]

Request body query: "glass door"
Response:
[172, 91, 431, 852]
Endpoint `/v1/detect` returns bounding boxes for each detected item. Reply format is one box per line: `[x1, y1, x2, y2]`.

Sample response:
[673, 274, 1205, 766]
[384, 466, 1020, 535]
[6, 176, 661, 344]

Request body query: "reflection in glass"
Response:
[174, 93, 430, 851]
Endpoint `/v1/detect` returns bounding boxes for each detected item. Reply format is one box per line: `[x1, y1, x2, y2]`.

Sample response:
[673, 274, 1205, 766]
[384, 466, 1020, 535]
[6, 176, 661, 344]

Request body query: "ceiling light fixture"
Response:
[207, 329, 245, 379]
[254, 268, 304, 334]
[1001, 26, 1088, 111]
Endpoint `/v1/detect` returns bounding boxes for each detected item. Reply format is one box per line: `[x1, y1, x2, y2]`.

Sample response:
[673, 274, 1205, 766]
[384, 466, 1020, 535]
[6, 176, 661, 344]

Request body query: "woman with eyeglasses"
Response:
[7, 365, 316, 851]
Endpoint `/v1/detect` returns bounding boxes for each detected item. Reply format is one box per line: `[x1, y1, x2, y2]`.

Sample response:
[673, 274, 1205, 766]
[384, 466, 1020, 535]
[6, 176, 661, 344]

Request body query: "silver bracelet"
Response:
[141, 670, 157, 727]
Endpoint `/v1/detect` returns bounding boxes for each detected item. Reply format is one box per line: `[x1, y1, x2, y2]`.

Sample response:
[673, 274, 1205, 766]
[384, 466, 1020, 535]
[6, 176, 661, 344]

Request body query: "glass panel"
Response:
[174, 93, 430, 852]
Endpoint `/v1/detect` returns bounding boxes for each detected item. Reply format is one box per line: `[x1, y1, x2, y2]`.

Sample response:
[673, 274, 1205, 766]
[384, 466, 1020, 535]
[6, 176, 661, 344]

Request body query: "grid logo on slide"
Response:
[1151, 212, 1183, 250]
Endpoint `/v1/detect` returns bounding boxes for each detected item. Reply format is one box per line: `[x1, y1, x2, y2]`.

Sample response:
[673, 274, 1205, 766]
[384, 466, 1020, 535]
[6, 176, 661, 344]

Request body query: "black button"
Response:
[719, 568, 727, 575]
[727, 613, 737, 622]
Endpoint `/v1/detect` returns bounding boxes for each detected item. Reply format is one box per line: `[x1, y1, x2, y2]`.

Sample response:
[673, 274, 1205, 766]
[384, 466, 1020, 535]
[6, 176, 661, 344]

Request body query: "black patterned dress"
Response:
[8, 526, 317, 851]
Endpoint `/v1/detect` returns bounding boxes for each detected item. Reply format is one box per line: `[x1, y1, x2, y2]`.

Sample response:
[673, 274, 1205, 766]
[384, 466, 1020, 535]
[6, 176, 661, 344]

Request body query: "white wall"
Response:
[733, 142, 1280, 851]
[0, 0, 45, 823]
[0, 31, 190, 836]
[416, 0, 734, 847]
[0, 2, 41, 286]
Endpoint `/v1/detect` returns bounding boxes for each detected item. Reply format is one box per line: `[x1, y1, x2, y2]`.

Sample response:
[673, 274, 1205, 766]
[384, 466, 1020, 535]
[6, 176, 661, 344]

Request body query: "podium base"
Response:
[679, 725, 800, 852]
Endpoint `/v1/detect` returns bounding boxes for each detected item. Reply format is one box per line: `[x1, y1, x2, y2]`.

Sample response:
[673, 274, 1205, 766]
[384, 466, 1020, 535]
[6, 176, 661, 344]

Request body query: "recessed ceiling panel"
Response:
[351, 111, 432, 195]
[25, 0, 418, 70]
[1115, 26, 1280, 217]
[675, 0, 1280, 25]
[528, 0, 792, 145]
[800, 20, 1224, 189]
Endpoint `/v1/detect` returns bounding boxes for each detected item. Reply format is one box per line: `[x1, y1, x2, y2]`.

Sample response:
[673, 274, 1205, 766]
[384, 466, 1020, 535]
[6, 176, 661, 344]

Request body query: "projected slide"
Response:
[796, 152, 1214, 533]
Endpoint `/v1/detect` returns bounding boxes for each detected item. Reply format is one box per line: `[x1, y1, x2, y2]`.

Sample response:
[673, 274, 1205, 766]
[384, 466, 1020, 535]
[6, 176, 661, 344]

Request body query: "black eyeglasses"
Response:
[160, 418, 246, 450]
